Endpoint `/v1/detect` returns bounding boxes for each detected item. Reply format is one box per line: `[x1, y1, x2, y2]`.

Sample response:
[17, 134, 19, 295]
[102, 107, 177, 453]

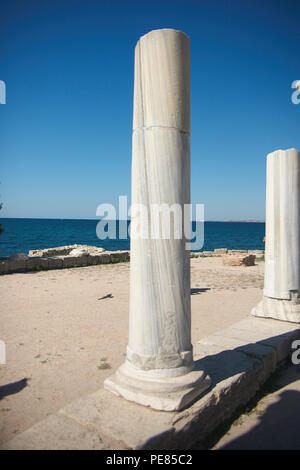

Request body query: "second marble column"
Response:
[252, 148, 300, 322]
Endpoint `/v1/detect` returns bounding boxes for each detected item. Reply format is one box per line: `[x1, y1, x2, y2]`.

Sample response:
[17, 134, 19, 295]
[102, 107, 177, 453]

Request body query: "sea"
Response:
[0, 218, 265, 258]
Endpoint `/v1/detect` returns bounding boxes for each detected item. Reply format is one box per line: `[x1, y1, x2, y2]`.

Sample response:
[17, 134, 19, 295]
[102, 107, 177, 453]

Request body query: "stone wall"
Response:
[28, 244, 106, 257]
[191, 248, 264, 258]
[0, 246, 130, 275]
[0, 245, 264, 275]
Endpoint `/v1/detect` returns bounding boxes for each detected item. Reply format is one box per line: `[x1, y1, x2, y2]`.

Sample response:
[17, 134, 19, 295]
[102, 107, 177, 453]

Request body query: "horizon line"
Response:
[0, 217, 266, 222]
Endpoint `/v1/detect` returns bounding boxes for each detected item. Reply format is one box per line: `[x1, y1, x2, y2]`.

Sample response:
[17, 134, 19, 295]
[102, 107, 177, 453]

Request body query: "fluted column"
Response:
[104, 29, 211, 411]
[252, 148, 300, 322]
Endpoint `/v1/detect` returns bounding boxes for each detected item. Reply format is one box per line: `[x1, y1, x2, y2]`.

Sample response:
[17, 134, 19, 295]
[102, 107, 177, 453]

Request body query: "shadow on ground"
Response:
[0, 378, 29, 400]
[192, 333, 300, 450]
[142, 330, 300, 450]
[217, 387, 300, 450]
[190, 288, 210, 295]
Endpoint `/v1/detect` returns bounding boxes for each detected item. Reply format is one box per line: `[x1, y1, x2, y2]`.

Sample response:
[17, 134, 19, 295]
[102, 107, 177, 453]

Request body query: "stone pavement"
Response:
[1, 316, 299, 450]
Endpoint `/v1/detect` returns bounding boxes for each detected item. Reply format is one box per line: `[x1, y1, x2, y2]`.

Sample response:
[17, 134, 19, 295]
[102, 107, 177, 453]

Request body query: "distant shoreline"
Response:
[219, 220, 265, 223]
[0, 217, 265, 223]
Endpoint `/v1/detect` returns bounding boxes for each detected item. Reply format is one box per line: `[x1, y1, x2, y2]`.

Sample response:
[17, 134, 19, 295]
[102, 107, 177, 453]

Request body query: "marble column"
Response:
[252, 148, 300, 322]
[104, 29, 211, 411]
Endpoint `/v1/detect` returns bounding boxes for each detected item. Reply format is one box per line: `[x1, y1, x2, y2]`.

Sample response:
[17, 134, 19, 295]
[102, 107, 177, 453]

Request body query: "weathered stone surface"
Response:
[214, 248, 228, 254]
[227, 317, 300, 363]
[107, 251, 129, 263]
[104, 361, 211, 412]
[0, 414, 106, 450]
[198, 329, 276, 384]
[264, 148, 300, 300]
[233, 317, 300, 335]
[60, 344, 262, 450]
[98, 253, 111, 264]
[61, 256, 77, 268]
[47, 257, 63, 270]
[0, 261, 8, 274]
[0, 248, 130, 274]
[0, 346, 265, 450]
[222, 254, 256, 266]
[29, 244, 105, 258]
[58, 254, 91, 268]
[69, 247, 89, 256]
[61, 389, 174, 450]
[26, 257, 49, 271]
[252, 148, 300, 322]
[0, 247, 265, 275]
[119, 251, 130, 262]
[6, 259, 27, 273]
[29, 245, 78, 257]
[109, 251, 122, 263]
[200, 251, 213, 256]
[88, 254, 101, 265]
[248, 250, 264, 256]
[253, 296, 300, 324]
[73, 254, 91, 267]
[129, 29, 192, 371]
[2, 317, 300, 450]
[61, 344, 264, 449]
[104, 29, 211, 411]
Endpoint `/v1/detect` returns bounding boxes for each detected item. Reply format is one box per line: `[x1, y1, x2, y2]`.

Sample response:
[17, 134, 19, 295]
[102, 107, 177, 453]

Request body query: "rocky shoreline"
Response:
[0, 244, 264, 275]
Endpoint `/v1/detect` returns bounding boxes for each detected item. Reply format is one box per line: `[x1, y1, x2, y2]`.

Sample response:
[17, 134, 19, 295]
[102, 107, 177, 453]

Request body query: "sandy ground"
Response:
[0, 257, 264, 445]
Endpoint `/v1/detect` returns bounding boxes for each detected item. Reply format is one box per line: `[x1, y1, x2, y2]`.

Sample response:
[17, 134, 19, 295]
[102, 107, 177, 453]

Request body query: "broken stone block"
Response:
[222, 254, 256, 266]
[214, 248, 228, 254]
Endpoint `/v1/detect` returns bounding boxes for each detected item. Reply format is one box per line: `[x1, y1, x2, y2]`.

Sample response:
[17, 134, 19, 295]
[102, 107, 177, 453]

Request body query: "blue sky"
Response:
[0, 0, 299, 220]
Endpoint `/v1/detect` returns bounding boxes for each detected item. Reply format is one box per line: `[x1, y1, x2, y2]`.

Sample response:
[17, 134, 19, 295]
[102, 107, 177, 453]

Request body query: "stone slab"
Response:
[248, 250, 264, 256]
[73, 254, 91, 267]
[88, 254, 101, 265]
[60, 343, 261, 449]
[26, 257, 49, 271]
[104, 361, 211, 412]
[47, 257, 63, 269]
[98, 253, 112, 264]
[227, 317, 300, 363]
[60, 389, 174, 450]
[0, 414, 107, 450]
[222, 254, 256, 266]
[6, 259, 27, 273]
[29, 244, 105, 258]
[109, 251, 125, 263]
[197, 328, 276, 383]
[61, 256, 78, 268]
[0, 249, 130, 274]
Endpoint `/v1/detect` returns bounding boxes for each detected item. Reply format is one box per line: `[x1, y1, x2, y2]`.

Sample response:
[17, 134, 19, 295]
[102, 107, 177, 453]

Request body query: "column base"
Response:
[104, 360, 211, 412]
[251, 296, 300, 323]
